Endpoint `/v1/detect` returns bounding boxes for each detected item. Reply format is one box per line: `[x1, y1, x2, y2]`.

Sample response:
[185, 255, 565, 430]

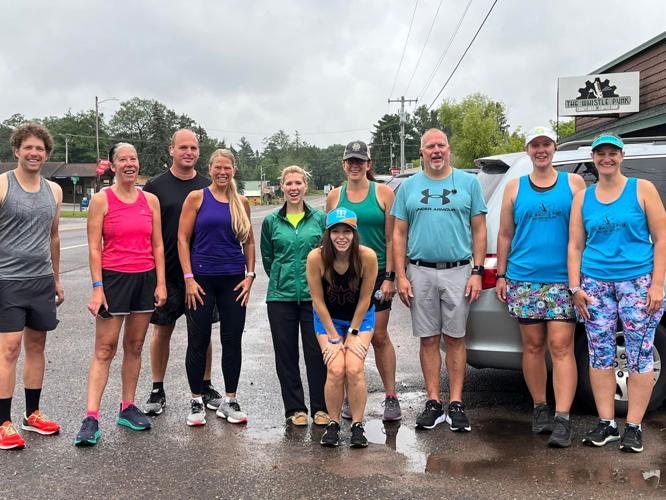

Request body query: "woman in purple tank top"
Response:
[178, 149, 256, 427]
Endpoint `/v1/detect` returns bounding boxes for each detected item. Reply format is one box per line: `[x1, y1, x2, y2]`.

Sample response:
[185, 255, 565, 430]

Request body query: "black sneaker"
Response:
[582, 420, 620, 447]
[74, 416, 101, 447]
[320, 421, 340, 447]
[117, 404, 151, 431]
[415, 400, 445, 429]
[350, 422, 368, 448]
[532, 404, 552, 434]
[620, 425, 643, 453]
[144, 389, 166, 416]
[547, 416, 572, 448]
[202, 386, 223, 410]
[446, 401, 471, 432]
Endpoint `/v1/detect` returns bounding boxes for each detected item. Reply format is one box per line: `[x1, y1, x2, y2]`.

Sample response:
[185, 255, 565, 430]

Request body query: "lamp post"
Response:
[95, 96, 118, 162]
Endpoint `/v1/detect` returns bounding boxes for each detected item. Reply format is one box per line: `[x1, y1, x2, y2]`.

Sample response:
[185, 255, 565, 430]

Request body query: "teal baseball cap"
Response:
[326, 208, 357, 230]
[591, 134, 624, 151]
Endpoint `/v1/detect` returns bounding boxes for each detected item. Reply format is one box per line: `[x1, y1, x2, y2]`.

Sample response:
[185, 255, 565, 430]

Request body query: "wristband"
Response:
[184, 273, 194, 279]
[327, 337, 341, 344]
[471, 265, 485, 276]
[92, 281, 103, 288]
[495, 273, 506, 279]
[384, 271, 396, 282]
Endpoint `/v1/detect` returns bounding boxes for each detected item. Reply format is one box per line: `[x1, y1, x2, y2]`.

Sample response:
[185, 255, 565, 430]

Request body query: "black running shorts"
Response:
[102, 269, 157, 315]
[0, 276, 59, 333]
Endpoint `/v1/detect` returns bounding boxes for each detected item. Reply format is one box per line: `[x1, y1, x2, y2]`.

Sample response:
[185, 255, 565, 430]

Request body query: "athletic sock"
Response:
[385, 393, 398, 398]
[0, 397, 11, 423]
[554, 411, 570, 421]
[192, 396, 203, 404]
[152, 382, 164, 392]
[626, 422, 642, 431]
[25, 388, 42, 416]
[534, 402, 547, 408]
[600, 418, 617, 428]
[224, 396, 237, 403]
[86, 410, 100, 421]
[121, 401, 133, 411]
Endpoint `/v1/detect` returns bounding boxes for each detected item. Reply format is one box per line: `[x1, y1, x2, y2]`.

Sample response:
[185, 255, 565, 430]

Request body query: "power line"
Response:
[388, 0, 419, 99]
[403, 0, 445, 96]
[428, 0, 499, 110]
[417, 0, 473, 102]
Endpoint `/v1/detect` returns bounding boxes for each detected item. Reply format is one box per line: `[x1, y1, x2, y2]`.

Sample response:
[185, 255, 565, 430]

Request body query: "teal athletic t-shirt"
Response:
[391, 169, 487, 262]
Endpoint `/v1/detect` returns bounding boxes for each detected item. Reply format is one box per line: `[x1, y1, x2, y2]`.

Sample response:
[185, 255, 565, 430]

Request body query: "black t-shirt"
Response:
[143, 169, 210, 282]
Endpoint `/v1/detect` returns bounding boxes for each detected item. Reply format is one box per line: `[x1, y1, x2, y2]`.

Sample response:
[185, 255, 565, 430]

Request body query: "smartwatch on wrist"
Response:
[568, 286, 583, 296]
[471, 265, 485, 276]
[245, 272, 256, 279]
[347, 327, 359, 336]
[495, 273, 506, 280]
[384, 271, 396, 282]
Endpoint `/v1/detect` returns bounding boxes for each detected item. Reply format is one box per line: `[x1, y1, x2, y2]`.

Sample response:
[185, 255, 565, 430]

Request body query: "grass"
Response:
[60, 210, 88, 218]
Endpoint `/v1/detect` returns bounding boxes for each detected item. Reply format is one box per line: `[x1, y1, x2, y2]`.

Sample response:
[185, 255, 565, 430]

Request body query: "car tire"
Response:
[575, 323, 666, 417]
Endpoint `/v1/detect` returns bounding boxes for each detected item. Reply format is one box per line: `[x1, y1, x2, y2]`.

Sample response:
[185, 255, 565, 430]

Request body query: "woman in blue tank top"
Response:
[569, 135, 665, 453]
[496, 127, 586, 448]
[178, 149, 256, 427]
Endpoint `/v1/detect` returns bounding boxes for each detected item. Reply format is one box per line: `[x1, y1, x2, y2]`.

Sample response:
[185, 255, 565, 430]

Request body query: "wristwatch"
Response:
[347, 327, 359, 336]
[245, 272, 256, 278]
[495, 273, 506, 279]
[471, 265, 485, 276]
[568, 286, 583, 296]
[384, 271, 396, 282]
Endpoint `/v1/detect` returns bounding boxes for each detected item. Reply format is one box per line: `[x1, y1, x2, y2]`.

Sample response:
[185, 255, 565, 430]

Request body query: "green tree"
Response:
[437, 93, 524, 167]
[0, 114, 26, 161]
[550, 119, 576, 140]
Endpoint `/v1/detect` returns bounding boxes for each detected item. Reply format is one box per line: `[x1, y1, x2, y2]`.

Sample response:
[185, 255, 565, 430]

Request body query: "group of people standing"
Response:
[0, 122, 663, 455]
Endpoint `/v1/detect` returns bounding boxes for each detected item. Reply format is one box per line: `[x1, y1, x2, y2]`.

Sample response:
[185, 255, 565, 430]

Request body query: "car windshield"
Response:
[476, 162, 510, 202]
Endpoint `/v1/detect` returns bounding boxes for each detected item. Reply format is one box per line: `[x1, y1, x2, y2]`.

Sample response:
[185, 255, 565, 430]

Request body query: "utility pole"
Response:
[65, 135, 69, 164]
[95, 96, 100, 162]
[388, 96, 417, 172]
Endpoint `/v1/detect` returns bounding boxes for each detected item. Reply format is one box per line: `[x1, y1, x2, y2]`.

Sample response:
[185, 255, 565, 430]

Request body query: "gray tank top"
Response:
[0, 171, 56, 279]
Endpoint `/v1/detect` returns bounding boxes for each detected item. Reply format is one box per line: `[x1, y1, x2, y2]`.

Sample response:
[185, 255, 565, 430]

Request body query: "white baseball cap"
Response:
[525, 126, 557, 147]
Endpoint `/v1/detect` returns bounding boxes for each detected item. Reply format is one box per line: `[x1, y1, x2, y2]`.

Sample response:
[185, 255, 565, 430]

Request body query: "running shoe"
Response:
[187, 399, 206, 427]
[382, 395, 402, 422]
[620, 425, 643, 453]
[74, 417, 101, 447]
[547, 416, 572, 448]
[22, 410, 61, 435]
[313, 411, 331, 426]
[341, 399, 352, 420]
[143, 389, 166, 416]
[216, 400, 248, 424]
[286, 411, 308, 426]
[532, 404, 552, 434]
[117, 404, 152, 431]
[0, 421, 26, 450]
[446, 401, 471, 432]
[350, 422, 368, 448]
[320, 421, 340, 447]
[582, 420, 620, 447]
[202, 385, 223, 410]
[415, 400, 445, 429]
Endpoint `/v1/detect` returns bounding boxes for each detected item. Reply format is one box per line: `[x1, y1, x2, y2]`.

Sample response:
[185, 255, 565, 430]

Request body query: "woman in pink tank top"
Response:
[75, 143, 166, 446]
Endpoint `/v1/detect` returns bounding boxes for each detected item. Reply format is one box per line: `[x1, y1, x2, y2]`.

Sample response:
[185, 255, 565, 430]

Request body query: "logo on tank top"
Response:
[527, 202, 563, 221]
[595, 215, 627, 233]
[326, 283, 356, 305]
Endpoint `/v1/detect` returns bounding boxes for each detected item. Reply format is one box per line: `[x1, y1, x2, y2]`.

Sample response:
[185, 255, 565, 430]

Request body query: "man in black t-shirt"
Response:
[142, 129, 221, 416]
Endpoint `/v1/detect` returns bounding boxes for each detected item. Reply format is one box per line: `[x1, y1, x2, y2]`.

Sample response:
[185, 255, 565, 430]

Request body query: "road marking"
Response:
[62, 243, 88, 251]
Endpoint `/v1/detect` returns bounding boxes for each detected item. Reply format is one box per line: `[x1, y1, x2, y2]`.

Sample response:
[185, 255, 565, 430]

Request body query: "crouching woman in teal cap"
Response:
[306, 208, 377, 448]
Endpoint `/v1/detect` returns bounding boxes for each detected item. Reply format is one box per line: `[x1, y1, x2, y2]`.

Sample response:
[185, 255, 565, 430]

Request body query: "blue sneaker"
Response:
[74, 417, 101, 446]
[117, 404, 151, 431]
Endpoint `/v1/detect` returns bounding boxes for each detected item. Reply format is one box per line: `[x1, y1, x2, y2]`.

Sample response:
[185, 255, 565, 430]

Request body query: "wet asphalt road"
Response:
[3, 196, 664, 499]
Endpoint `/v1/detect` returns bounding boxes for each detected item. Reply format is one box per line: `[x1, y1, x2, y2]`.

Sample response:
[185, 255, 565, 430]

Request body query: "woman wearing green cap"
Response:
[306, 207, 378, 448]
[569, 134, 666, 453]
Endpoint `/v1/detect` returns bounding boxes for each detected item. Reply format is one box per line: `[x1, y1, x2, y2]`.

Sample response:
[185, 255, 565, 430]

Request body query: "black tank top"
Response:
[322, 267, 360, 321]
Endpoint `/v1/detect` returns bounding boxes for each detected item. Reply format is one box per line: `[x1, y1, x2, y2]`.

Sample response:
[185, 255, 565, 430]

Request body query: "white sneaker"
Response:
[187, 399, 206, 426]
[216, 400, 248, 424]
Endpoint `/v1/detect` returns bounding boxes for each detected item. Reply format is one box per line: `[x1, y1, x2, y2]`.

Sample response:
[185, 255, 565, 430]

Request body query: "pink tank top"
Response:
[101, 188, 155, 272]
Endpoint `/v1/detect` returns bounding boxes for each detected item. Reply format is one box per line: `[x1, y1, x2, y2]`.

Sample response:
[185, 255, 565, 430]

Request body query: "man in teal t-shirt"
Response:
[392, 128, 487, 432]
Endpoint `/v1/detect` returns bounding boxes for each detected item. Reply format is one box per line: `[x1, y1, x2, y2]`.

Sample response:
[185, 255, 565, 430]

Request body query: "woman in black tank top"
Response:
[306, 208, 378, 448]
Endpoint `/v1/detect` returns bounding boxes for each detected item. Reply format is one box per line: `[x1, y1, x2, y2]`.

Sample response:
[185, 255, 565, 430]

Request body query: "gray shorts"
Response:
[407, 263, 471, 338]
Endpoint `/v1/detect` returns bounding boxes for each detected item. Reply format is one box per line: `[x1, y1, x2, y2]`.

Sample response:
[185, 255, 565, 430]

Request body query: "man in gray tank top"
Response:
[0, 123, 64, 450]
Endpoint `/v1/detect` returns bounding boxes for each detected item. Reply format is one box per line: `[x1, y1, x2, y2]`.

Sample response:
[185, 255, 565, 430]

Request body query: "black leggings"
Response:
[185, 274, 246, 395]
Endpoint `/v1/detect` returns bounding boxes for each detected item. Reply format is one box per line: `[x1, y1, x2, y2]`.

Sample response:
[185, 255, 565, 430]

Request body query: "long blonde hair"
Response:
[208, 149, 251, 244]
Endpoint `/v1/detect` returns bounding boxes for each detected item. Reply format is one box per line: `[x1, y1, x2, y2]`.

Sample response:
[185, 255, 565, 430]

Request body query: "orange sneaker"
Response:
[22, 410, 61, 435]
[0, 421, 26, 449]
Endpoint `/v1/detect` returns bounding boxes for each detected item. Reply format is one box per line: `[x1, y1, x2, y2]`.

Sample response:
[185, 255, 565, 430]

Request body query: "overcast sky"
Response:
[1, 0, 663, 151]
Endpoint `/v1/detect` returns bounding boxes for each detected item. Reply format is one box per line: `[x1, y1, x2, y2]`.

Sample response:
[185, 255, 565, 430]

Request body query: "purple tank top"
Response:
[191, 188, 246, 276]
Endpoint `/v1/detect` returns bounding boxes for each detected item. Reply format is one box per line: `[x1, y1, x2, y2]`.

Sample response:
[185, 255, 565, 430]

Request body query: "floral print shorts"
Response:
[506, 280, 575, 321]
[582, 273, 664, 374]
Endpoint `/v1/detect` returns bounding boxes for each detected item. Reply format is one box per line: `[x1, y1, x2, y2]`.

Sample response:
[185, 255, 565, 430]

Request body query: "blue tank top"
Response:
[191, 188, 246, 276]
[581, 178, 653, 281]
[507, 172, 572, 283]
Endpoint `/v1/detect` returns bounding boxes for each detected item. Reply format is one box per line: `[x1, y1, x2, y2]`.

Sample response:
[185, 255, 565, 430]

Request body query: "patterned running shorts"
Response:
[505, 280, 576, 321]
[582, 273, 664, 374]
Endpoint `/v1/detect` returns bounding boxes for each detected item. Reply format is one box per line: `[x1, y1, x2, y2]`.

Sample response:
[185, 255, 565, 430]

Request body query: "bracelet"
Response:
[327, 337, 341, 345]
[92, 281, 103, 288]
[184, 273, 194, 279]
[495, 273, 506, 279]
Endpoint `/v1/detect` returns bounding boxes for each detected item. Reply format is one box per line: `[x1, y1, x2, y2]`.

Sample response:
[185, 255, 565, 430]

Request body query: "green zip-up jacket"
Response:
[260, 202, 326, 302]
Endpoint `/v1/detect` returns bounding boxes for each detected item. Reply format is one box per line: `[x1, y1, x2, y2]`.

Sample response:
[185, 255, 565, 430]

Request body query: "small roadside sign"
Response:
[71, 176, 79, 184]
